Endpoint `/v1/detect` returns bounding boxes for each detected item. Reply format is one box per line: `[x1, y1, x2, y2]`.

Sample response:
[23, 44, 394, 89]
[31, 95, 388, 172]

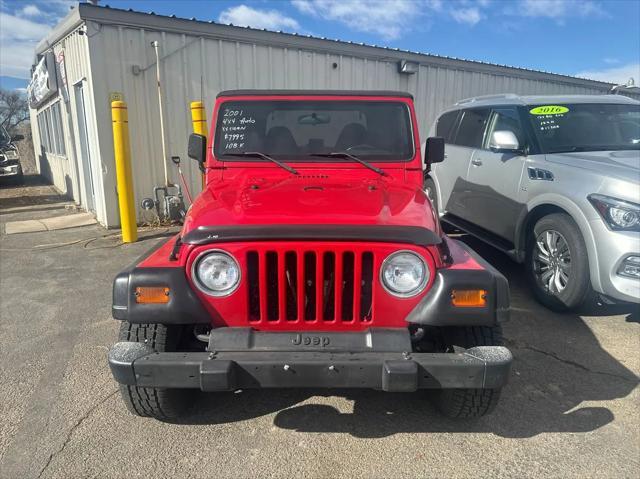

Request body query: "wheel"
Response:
[117, 322, 193, 420]
[431, 325, 503, 419]
[525, 213, 592, 311]
[423, 176, 439, 213]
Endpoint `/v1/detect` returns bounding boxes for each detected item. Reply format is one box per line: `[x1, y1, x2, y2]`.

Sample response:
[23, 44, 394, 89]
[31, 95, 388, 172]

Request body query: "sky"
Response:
[1, 0, 639, 91]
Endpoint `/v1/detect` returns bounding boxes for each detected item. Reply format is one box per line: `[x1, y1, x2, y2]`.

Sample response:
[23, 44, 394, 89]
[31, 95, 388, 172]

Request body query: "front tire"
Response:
[526, 213, 592, 312]
[431, 325, 503, 419]
[117, 322, 192, 420]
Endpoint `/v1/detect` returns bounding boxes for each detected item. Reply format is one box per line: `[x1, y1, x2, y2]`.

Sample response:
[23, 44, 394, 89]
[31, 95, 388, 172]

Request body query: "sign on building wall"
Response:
[56, 51, 69, 102]
[27, 51, 58, 109]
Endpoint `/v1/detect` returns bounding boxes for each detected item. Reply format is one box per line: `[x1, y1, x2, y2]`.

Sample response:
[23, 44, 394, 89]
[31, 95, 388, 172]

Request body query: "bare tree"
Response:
[0, 89, 30, 134]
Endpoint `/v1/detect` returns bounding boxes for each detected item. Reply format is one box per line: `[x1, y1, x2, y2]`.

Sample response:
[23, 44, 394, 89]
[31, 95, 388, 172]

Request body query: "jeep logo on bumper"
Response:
[292, 334, 330, 347]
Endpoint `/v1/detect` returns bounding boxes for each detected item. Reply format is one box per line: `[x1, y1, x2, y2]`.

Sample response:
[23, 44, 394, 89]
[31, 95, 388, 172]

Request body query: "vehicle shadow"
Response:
[180, 235, 639, 438]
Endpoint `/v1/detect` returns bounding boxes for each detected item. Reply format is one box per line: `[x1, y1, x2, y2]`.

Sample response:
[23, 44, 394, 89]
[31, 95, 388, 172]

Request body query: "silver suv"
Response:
[425, 94, 639, 311]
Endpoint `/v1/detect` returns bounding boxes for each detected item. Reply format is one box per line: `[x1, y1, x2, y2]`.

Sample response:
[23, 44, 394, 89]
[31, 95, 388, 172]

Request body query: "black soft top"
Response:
[217, 90, 413, 99]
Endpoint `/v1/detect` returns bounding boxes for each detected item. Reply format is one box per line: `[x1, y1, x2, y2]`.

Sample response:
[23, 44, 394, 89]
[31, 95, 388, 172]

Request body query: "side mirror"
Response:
[188, 133, 206, 165]
[489, 130, 520, 152]
[425, 137, 445, 164]
[11, 134, 24, 142]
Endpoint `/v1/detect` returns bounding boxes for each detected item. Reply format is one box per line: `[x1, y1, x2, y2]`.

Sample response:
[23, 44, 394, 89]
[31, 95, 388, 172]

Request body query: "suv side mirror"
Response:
[489, 130, 520, 152]
[11, 134, 24, 142]
[425, 137, 445, 164]
[188, 133, 206, 165]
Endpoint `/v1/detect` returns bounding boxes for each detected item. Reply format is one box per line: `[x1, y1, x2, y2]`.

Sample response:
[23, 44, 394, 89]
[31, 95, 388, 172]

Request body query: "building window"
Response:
[36, 101, 66, 157]
[36, 114, 46, 153]
[51, 102, 66, 156]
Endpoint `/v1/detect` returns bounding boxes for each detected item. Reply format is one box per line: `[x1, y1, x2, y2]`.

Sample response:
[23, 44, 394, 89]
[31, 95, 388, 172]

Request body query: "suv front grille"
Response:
[246, 248, 374, 324]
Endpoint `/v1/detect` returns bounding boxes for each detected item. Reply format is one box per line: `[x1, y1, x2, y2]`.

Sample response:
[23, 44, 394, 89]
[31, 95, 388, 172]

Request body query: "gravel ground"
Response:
[0, 179, 638, 479]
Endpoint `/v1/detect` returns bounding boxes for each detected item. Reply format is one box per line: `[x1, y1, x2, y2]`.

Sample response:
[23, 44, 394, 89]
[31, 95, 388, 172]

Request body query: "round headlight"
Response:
[193, 251, 240, 296]
[380, 251, 429, 297]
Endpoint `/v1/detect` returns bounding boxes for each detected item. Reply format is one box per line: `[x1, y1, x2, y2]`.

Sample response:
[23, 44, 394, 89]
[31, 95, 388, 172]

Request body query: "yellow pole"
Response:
[111, 100, 137, 243]
[190, 100, 207, 189]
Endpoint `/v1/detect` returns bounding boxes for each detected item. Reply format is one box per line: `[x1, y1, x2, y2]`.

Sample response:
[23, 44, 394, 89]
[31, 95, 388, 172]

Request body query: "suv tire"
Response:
[526, 213, 592, 312]
[431, 325, 503, 418]
[118, 322, 192, 420]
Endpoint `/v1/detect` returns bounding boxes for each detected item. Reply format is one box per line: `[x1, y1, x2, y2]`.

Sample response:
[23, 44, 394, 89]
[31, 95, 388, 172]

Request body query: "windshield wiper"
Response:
[311, 152, 388, 176]
[223, 152, 299, 175]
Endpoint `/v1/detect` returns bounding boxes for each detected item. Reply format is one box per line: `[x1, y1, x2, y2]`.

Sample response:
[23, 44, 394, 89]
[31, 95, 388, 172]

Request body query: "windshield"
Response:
[528, 103, 640, 153]
[214, 100, 414, 161]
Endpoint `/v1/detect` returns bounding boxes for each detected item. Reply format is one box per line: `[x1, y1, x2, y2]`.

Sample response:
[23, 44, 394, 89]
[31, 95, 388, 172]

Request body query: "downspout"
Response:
[151, 40, 170, 187]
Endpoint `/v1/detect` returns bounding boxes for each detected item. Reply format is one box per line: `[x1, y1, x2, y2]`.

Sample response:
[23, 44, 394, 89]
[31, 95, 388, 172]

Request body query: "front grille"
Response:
[246, 248, 374, 323]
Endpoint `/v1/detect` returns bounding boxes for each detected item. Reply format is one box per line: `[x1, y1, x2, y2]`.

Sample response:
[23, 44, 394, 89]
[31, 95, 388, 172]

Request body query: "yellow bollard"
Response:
[111, 100, 137, 243]
[190, 100, 207, 189]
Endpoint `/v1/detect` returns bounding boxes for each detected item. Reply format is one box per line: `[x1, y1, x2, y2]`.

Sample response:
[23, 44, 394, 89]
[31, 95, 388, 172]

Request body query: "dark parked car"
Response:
[0, 126, 24, 185]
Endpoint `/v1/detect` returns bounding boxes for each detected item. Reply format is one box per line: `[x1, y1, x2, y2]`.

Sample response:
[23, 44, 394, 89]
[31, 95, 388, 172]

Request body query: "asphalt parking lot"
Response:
[1, 177, 638, 479]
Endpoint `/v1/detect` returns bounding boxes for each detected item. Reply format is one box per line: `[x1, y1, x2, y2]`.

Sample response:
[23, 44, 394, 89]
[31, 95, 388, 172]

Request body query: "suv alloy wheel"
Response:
[526, 213, 592, 311]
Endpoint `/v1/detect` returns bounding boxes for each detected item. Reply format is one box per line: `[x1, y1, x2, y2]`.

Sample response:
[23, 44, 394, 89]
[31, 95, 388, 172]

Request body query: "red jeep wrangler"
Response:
[108, 90, 512, 420]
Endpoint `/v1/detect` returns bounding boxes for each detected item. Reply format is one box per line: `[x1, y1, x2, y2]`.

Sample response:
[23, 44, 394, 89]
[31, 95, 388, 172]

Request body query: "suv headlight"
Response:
[380, 251, 429, 297]
[588, 194, 640, 232]
[192, 250, 241, 296]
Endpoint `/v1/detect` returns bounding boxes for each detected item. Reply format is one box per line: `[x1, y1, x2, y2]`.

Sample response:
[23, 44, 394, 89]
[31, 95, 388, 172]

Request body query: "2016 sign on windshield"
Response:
[529, 105, 570, 115]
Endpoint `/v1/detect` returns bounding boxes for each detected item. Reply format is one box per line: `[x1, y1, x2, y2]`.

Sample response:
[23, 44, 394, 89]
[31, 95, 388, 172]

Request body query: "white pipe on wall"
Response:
[151, 40, 170, 187]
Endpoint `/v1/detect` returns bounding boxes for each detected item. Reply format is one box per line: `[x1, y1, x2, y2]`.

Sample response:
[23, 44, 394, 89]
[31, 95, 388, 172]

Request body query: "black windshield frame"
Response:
[527, 102, 640, 154]
[213, 100, 415, 162]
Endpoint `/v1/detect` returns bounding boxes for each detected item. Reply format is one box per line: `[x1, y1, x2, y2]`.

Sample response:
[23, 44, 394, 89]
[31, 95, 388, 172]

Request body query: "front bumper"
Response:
[108, 341, 512, 392]
[0, 162, 21, 177]
[589, 220, 640, 303]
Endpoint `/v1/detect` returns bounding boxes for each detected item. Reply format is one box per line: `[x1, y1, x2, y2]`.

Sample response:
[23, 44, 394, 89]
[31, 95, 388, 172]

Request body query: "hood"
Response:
[547, 150, 640, 183]
[182, 171, 437, 236]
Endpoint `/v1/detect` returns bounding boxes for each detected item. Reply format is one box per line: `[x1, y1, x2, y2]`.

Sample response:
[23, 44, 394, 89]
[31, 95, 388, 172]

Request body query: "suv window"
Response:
[436, 110, 459, 142]
[485, 108, 524, 148]
[454, 108, 491, 148]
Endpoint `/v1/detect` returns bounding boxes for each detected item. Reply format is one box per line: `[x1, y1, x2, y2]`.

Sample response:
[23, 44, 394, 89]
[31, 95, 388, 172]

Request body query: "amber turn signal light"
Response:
[451, 289, 487, 307]
[135, 286, 170, 304]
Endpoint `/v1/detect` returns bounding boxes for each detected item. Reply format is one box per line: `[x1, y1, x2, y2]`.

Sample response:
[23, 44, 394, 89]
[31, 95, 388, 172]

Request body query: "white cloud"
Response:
[451, 7, 482, 25]
[292, 0, 423, 40]
[575, 63, 640, 85]
[603, 57, 620, 65]
[0, 12, 52, 78]
[519, 0, 604, 20]
[426, 0, 445, 11]
[20, 5, 43, 17]
[218, 5, 300, 31]
[0, 1, 74, 79]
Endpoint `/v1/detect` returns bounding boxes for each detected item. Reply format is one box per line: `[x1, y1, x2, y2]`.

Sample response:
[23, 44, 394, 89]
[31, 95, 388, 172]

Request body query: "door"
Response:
[464, 107, 527, 241]
[74, 81, 96, 212]
[442, 107, 491, 222]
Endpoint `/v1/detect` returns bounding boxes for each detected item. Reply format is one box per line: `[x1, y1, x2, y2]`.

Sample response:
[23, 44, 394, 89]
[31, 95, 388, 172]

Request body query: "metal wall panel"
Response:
[68, 19, 635, 227]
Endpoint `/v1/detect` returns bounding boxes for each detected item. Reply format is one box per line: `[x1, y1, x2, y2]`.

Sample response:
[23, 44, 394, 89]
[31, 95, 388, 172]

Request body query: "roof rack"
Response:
[455, 93, 520, 105]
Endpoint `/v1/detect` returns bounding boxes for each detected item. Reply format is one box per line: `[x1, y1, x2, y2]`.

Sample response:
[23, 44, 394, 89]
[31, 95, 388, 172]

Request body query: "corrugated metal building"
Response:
[27, 3, 639, 227]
